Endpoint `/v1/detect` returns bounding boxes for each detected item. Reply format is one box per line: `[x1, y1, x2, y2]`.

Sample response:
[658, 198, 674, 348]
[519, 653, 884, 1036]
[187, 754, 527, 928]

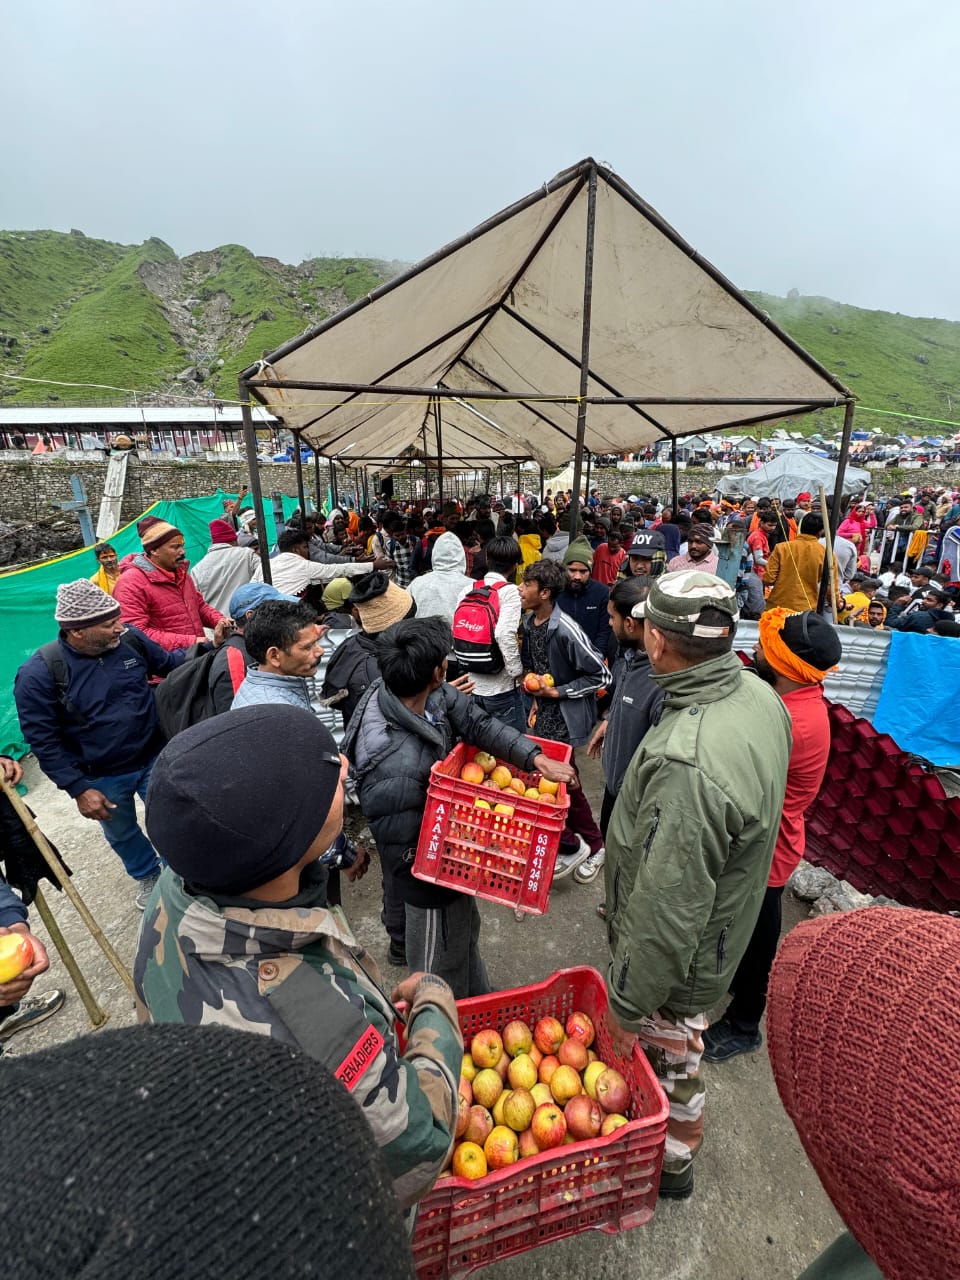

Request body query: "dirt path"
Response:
[9, 751, 841, 1278]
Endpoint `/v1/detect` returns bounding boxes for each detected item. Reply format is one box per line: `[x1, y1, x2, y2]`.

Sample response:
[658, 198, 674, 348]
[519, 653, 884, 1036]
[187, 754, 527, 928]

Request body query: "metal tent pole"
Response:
[328, 456, 337, 512]
[672, 440, 679, 513]
[293, 435, 306, 517]
[239, 385, 272, 583]
[314, 449, 323, 511]
[433, 395, 445, 508]
[568, 163, 599, 535]
[539, 466, 545, 504]
[584, 450, 592, 500]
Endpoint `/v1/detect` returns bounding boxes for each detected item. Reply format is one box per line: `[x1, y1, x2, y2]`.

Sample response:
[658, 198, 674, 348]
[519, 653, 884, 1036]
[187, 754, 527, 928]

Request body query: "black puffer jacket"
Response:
[322, 632, 381, 730]
[342, 679, 542, 908]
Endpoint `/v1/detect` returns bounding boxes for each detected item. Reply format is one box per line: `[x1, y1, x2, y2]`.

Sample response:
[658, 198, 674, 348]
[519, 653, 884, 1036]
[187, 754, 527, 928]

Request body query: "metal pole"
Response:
[672, 439, 679, 513]
[239, 385, 272, 583]
[539, 466, 545, 505]
[293, 434, 306, 517]
[584, 451, 592, 501]
[314, 449, 323, 511]
[32, 887, 109, 1029]
[517, 461, 522, 507]
[568, 163, 599, 535]
[816, 401, 856, 614]
[433, 395, 445, 508]
[327, 456, 335, 513]
[0, 778, 136, 999]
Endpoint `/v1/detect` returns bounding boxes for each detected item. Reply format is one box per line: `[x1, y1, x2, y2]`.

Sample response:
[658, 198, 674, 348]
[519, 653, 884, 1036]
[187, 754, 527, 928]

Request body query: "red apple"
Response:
[502, 1019, 533, 1058]
[523, 672, 542, 694]
[534, 1016, 565, 1055]
[538, 1054, 559, 1085]
[463, 1105, 493, 1147]
[557, 1037, 589, 1073]
[470, 1029, 503, 1070]
[564, 1094, 602, 1141]
[484, 1125, 519, 1170]
[458, 1077, 473, 1107]
[530, 1102, 567, 1151]
[528, 1045, 543, 1069]
[518, 1127, 539, 1159]
[595, 1067, 630, 1115]
[494, 1050, 511, 1081]
[565, 1010, 595, 1048]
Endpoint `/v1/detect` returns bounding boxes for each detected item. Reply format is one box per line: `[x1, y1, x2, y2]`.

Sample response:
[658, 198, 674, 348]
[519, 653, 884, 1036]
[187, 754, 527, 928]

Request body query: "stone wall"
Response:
[0, 458, 309, 527]
[1, 457, 958, 533]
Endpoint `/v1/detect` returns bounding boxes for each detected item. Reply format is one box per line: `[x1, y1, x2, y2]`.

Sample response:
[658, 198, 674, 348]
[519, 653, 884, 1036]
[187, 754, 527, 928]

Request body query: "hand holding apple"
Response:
[0, 925, 48, 1004]
[533, 755, 578, 788]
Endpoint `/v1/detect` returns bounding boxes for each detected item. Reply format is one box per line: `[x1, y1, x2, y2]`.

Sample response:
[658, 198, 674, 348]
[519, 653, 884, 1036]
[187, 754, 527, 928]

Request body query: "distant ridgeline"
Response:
[1, 229, 959, 434]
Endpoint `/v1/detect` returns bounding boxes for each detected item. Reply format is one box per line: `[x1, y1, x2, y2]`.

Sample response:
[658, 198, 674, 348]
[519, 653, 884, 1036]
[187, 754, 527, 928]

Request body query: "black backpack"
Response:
[152, 645, 246, 740]
[451, 581, 505, 673]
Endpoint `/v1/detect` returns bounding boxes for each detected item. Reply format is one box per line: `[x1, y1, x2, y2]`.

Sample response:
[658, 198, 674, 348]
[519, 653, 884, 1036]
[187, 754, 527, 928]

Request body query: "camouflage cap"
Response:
[632, 569, 739, 638]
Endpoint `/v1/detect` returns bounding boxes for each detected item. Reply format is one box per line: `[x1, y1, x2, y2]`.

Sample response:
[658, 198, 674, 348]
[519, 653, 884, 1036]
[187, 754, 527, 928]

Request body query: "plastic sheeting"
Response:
[874, 632, 960, 767]
[714, 451, 870, 501]
[0, 491, 300, 758]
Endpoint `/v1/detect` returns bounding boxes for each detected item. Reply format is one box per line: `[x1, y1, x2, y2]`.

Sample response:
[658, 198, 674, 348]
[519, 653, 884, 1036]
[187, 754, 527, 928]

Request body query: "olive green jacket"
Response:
[604, 649, 792, 1024]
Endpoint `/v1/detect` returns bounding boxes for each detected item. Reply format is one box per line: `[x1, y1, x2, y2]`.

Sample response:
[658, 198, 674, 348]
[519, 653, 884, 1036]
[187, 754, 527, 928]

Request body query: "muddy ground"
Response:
[9, 750, 841, 1278]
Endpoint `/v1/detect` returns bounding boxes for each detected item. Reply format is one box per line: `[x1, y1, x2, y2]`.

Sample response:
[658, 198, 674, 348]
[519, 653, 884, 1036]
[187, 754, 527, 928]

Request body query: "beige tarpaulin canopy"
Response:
[240, 157, 852, 473]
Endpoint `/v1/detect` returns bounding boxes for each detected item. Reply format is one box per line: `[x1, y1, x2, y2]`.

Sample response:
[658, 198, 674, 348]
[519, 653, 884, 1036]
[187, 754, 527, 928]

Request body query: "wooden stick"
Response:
[31, 887, 109, 1029]
[0, 778, 136, 997]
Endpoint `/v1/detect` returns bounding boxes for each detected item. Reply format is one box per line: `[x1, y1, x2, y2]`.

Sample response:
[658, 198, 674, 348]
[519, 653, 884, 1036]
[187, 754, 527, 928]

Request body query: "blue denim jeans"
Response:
[83, 761, 161, 882]
[473, 688, 525, 733]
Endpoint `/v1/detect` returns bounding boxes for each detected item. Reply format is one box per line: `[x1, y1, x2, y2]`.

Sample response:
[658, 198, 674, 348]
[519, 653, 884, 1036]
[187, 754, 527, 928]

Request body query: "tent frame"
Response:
[237, 158, 857, 587]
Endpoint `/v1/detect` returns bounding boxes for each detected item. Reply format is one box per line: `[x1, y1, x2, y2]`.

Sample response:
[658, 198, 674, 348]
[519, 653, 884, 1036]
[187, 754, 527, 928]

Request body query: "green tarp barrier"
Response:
[1, 490, 302, 758]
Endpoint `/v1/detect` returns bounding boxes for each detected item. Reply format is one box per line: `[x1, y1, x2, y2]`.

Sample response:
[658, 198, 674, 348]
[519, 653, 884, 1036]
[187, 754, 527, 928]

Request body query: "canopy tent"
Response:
[236, 157, 857, 582]
[240, 158, 851, 472]
[714, 451, 870, 501]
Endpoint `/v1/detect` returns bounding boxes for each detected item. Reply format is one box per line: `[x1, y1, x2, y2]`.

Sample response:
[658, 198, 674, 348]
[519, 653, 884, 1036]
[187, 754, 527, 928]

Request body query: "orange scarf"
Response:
[758, 607, 837, 685]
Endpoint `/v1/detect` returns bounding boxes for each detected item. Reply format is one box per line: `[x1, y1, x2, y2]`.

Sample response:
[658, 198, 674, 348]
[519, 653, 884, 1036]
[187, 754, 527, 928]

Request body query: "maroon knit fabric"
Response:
[767, 907, 960, 1280]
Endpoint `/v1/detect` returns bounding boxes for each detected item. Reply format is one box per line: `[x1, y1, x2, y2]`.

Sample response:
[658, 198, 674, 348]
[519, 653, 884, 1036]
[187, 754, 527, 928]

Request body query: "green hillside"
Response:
[1, 228, 958, 434]
[745, 292, 960, 434]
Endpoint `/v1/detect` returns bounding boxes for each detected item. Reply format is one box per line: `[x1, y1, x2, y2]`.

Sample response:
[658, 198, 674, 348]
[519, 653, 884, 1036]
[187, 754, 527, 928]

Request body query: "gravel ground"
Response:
[8, 750, 842, 1279]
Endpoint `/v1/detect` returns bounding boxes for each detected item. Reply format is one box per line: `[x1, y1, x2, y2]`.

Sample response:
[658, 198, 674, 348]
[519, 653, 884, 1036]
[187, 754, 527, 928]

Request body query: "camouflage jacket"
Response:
[134, 870, 463, 1210]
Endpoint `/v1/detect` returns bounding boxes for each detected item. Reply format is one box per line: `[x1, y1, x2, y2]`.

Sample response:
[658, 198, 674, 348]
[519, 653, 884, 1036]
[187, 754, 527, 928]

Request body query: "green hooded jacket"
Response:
[603, 649, 792, 1024]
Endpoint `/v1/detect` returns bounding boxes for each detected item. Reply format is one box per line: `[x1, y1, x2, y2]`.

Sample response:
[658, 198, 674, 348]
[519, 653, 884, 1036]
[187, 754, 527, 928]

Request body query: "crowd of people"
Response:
[2, 476, 955, 1276]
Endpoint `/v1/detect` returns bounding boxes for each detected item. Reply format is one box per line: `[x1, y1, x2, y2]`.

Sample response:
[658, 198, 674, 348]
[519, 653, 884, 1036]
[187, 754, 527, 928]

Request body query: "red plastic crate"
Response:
[411, 967, 668, 1280]
[413, 738, 573, 915]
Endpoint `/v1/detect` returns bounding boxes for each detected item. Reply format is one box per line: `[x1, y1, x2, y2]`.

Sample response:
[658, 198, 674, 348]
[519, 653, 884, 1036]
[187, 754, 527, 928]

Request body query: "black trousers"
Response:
[599, 786, 617, 840]
[725, 885, 784, 1034]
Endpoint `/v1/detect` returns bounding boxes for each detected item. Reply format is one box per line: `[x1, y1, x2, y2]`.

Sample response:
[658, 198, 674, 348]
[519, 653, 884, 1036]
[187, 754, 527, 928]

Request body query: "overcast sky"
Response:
[3, 0, 957, 318]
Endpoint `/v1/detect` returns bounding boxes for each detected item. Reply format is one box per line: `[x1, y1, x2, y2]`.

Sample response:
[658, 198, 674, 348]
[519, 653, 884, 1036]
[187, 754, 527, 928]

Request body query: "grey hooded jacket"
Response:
[408, 533, 473, 622]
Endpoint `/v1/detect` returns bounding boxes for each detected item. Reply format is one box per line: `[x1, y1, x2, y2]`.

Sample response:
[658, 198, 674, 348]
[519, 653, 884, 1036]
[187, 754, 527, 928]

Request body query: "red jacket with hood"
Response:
[114, 553, 223, 651]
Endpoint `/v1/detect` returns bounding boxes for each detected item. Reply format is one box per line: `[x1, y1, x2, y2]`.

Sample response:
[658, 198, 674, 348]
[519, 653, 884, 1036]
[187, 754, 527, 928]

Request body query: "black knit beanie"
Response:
[0, 1024, 413, 1278]
[781, 611, 843, 670]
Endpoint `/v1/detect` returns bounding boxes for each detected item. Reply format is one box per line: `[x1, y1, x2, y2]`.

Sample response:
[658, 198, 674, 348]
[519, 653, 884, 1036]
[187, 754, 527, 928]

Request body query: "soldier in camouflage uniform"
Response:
[134, 703, 463, 1217]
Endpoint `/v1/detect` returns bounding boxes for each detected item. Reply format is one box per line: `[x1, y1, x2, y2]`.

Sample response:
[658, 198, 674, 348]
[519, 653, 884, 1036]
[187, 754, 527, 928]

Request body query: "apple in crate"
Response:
[595, 1067, 630, 1114]
[463, 1105, 493, 1147]
[473, 751, 497, 774]
[484, 1125, 519, 1170]
[564, 1094, 602, 1141]
[533, 1015, 565, 1055]
[565, 1010, 595, 1048]
[502, 1019, 533, 1058]
[582, 1060, 607, 1099]
[549, 1064, 582, 1105]
[531, 1102, 567, 1151]
[452, 1141, 488, 1180]
[503, 1087, 536, 1133]
[507, 1054, 537, 1091]
[460, 762, 485, 785]
[470, 1029, 503, 1069]
[600, 1113, 630, 1135]
[558, 1037, 589, 1072]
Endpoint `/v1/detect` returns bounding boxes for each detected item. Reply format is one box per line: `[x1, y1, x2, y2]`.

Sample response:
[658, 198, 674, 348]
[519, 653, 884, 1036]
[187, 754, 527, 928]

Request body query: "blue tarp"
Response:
[874, 632, 960, 767]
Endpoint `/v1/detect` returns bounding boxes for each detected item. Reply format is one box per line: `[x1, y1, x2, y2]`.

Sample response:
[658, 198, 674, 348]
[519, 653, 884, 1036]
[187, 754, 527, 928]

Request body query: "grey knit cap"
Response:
[55, 579, 122, 629]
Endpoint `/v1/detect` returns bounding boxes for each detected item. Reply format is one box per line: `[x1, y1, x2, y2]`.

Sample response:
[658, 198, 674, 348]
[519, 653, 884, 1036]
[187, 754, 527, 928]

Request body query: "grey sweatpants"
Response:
[404, 895, 491, 1000]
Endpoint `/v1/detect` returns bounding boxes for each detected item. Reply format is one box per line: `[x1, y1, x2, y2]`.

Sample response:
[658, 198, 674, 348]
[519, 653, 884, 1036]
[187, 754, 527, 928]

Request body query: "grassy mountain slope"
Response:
[746, 292, 960, 432]
[1, 229, 958, 433]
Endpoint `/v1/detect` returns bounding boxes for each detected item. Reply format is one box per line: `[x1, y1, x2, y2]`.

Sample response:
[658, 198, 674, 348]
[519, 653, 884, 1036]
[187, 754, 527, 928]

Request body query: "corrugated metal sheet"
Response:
[736, 620, 889, 720]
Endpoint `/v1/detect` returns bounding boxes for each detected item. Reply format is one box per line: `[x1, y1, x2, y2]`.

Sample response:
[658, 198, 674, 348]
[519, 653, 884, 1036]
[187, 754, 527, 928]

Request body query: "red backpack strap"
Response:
[226, 644, 247, 694]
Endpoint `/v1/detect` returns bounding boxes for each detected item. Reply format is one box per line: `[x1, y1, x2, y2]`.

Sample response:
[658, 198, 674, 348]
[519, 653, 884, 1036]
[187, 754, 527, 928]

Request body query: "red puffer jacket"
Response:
[114, 554, 223, 651]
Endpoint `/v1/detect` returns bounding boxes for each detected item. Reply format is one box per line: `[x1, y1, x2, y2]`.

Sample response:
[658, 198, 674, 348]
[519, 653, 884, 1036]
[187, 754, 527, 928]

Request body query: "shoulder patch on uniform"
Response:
[335, 1024, 385, 1091]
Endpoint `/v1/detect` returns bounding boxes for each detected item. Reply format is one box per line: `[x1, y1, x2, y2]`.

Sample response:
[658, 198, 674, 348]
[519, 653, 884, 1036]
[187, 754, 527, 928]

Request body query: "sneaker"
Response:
[702, 1016, 762, 1063]
[135, 873, 161, 912]
[0, 989, 65, 1042]
[658, 1166, 695, 1200]
[388, 941, 407, 967]
[552, 838, 591, 881]
[574, 846, 605, 883]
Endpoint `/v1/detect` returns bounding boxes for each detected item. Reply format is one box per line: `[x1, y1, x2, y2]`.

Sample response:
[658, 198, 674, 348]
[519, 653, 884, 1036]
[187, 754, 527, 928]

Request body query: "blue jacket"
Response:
[520, 605, 612, 747]
[0, 877, 28, 928]
[14, 628, 185, 797]
[557, 580, 612, 659]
